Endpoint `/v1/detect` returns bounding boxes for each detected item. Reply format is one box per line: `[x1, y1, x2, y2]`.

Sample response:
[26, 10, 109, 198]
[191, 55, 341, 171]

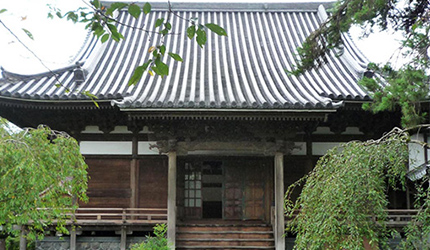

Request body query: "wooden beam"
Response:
[167, 151, 177, 248]
[274, 152, 285, 250]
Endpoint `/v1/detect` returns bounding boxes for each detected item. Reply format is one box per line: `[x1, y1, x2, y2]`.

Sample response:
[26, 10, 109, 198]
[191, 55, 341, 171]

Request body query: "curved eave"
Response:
[0, 97, 115, 110]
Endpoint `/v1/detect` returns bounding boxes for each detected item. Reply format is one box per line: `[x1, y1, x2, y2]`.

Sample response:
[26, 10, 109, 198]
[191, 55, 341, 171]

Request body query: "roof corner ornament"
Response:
[363, 68, 374, 79]
[73, 62, 85, 85]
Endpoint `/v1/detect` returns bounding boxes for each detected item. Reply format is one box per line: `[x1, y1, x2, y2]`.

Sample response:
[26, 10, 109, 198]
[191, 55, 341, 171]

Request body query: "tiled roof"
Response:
[0, 2, 370, 110]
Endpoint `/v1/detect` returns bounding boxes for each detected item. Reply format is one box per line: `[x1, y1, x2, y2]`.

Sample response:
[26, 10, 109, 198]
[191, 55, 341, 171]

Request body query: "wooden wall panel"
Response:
[80, 158, 131, 208]
[138, 157, 168, 209]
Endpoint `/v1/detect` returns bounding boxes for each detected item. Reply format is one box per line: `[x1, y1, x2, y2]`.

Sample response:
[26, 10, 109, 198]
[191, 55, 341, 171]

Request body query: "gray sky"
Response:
[0, 0, 403, 75]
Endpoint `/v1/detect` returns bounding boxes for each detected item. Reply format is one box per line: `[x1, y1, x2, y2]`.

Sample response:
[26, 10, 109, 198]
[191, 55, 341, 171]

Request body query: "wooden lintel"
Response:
[175, 141, 295, 156]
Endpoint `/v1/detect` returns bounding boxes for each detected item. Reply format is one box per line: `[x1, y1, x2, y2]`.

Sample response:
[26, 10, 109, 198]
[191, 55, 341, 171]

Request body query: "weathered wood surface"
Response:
[38, 208, 168, 226]
[82, 159, 131, 208]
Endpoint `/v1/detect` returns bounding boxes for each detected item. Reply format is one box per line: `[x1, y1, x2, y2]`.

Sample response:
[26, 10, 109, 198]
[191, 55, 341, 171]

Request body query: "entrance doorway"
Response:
[202, 161, 223, 218]
[182, 160, 223, 219]
[180, 157, 272, 221]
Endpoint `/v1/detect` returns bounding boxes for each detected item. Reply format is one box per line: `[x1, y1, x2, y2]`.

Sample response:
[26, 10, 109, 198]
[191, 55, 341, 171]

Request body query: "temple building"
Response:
[0, 1, 405, 249]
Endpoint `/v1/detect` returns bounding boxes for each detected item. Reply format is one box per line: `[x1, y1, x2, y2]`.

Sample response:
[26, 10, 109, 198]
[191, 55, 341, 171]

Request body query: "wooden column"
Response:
[0, 238, 5, 250]
[130, 133, 139, 208]
[19, 226, 26, 250]
[167, 151, 177, 248]
[274, 152, 285, 250]
[70, 229, 77, 250]
[120, 226, 127, 250]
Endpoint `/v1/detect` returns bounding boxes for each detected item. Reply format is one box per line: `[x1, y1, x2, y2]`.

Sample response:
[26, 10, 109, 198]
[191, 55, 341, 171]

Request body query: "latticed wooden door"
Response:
[223, 161, 265, 220]
[223, 165, 243, 219]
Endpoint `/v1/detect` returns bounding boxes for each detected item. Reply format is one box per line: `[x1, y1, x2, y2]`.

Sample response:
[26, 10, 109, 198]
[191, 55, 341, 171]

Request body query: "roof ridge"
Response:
[102, 1, 334, 12]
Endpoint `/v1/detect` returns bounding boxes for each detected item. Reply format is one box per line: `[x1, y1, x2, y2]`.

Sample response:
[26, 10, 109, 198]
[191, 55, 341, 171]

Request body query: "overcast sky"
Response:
[0, 0, 403, 75]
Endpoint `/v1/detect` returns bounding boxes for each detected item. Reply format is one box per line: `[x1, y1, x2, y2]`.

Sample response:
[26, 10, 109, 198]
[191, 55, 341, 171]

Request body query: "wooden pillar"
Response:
[120, 226, 127, 250]
[19, 227, 26, 250]
[130, 133, 139, 208]
[0, 238, 5, 250]
[274, 152, 285, 250]
[167, 151, 177, 248]
[70, 228, 77, 250]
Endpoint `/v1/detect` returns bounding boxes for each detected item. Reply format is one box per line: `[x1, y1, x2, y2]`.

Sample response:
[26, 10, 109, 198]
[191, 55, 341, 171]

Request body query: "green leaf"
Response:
[160, 29, 169, 36]
[0, 9, 7, 14]
[196, 28, 207, 48]
[91, 0, 100, 9]
[152, 58, 169, 77]
[22, 28, 34, 40]
[82, 90, 98, 100]
[128, 65, 146, 86]
[66, 12, 78, 23]
[106, 2, 128, 16]
[205, 23, 227, 36]
[159, 45, 166, 55]
[164, 22, 172, 30]
[92, 22, 105, 38]
[128, 4, 141, 19]
[155, 18, 164, 28]
[143, 2, 151, 14]
[101, 34, 110, 43]
[168, 52, 183, 62]
[187, 25, 196, 39]
[107, 23, 123, 42]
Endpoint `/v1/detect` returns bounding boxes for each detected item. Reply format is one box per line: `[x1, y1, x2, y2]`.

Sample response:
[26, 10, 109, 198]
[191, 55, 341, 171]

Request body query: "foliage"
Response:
[292, 0, 430, 127]
[285, 127, 430, 249]
[130, 224, 171, 250]
[0, 118, 88, 242]
[361, 63, 428, 127]
[50, 1, 227, 82]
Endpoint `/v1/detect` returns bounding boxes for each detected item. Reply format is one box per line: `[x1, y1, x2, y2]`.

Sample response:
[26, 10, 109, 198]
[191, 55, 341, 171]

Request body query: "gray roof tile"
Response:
[0, 2, 370, 110]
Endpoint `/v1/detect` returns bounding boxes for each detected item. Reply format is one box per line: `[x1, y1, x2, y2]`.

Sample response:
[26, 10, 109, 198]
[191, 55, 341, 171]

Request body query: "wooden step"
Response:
[177, 239, 274, 247]
[176, 223, 274, 249]
[176, 246, 275, 250]
[177, 231, 274, 239]
[178, 225, 272, 232]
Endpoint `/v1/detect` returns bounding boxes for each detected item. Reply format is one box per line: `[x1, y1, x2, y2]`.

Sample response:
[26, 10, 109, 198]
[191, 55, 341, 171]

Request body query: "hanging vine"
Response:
[286, 126, 430, 249]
